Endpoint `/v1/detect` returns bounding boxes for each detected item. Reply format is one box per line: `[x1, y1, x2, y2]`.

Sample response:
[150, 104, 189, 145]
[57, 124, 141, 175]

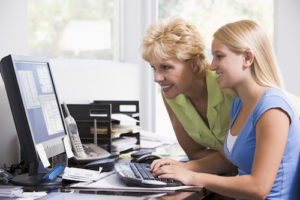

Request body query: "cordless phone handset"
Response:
[63, 102, 87, 158]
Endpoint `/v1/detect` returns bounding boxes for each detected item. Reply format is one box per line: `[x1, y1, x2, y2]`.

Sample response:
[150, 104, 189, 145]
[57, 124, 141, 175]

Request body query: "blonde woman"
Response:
[150, 20, 300, 199]
[140, 17, 234, 160]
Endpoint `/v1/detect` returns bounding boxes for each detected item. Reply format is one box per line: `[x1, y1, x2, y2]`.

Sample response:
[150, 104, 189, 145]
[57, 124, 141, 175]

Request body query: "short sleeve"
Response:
[253, 94, 294, 125]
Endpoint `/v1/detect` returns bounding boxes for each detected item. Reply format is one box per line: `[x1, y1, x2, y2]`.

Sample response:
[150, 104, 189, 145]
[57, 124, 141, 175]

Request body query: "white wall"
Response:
[0, 0, 27, 167]
[0, 0, 27, 57]
[275, 0, 300, 96]
[50, 59, 140, 103]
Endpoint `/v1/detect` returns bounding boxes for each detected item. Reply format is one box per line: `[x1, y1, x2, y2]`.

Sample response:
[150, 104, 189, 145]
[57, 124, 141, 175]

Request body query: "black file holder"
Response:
[63, 101, 140, 153]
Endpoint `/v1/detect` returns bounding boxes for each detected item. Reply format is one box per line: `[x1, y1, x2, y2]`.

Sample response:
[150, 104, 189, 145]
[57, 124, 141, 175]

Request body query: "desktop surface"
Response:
[38, 190, 208, 200]
[61, 144, 208, 199]
[0, 144, 209, 199]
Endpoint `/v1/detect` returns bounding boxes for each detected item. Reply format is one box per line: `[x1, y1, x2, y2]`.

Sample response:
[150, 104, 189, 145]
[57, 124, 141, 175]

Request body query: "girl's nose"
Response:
[210, 59, 217, 71]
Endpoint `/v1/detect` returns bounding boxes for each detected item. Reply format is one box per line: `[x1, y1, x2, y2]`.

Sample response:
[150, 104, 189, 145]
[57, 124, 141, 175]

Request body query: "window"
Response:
[28, 0, 115, 60]
[156, 0, 274, 137]
[159, 0, 274, 48]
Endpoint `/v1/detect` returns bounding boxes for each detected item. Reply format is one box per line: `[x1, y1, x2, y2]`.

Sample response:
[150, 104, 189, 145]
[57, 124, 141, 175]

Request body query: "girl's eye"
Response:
[216, 54, 223, 60]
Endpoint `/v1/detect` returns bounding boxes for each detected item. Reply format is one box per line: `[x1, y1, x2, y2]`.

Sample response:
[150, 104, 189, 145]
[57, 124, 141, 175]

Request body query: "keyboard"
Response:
[115, 163, 182, 187]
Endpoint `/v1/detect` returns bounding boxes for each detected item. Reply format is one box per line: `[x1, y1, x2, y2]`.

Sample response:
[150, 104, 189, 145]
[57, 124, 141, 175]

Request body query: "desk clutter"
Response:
[0, 185, 23, 197]
[0, 55, 205, 199]
[63, 100, 141, 154]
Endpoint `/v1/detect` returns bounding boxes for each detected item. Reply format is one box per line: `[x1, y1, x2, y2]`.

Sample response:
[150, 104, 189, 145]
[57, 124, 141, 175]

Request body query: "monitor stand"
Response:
[10, 162, 62, 186]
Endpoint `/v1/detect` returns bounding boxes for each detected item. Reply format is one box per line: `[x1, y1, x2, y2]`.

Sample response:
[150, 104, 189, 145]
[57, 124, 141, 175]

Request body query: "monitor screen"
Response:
[14, 60, 65, 155]
[0, 55, 67, 185]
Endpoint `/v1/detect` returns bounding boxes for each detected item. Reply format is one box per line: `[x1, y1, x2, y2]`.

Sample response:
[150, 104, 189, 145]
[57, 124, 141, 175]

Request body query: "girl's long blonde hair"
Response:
[213, 20, 284, 88]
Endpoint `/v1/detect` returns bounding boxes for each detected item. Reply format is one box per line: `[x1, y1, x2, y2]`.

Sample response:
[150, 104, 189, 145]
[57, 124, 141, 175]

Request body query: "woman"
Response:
[150, 20, 300, 199]
[140, 17, 234, 160]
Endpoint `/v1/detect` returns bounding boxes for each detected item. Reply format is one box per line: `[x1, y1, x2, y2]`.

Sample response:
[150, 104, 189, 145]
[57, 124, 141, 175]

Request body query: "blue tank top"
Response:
[224, 88, 300, 200]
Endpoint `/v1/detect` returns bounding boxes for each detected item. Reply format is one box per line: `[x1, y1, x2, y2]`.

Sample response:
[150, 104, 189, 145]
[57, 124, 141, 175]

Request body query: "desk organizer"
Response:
[63, 101, 140, 153]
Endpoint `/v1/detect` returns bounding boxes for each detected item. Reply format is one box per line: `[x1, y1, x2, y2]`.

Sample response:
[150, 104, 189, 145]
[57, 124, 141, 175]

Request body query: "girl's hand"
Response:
[152, 164, 199, 186]
[150, 158, 184, 172]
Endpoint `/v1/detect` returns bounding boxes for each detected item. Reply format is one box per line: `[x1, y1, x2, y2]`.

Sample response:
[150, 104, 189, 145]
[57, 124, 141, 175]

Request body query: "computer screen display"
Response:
[15, 61, 65, 148]
[0, 55, 67, 185]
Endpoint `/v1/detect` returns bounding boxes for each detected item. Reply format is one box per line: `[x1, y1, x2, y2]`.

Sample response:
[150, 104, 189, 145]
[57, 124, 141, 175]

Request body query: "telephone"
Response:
[0, 168, 14, 183]
[63, 103, 111, 162]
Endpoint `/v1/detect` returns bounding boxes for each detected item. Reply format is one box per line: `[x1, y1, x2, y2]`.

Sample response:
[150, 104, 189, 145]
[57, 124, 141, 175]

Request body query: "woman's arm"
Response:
[155, 108, 290, 199]
[162, 95, 213, 160]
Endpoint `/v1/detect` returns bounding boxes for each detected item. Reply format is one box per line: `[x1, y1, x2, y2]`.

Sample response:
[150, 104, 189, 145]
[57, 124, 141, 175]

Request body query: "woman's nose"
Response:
[154, 72, 164, 83]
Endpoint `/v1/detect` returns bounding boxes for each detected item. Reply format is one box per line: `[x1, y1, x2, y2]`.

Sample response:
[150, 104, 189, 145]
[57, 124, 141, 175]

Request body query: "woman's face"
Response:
[150, 57, 195, 99]
[210, 39, 246, 89]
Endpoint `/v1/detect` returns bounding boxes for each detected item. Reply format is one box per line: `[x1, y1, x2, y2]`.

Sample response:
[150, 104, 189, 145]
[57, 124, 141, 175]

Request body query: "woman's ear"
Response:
[192, 57, 200, 73]
[243, 50, 254, 68]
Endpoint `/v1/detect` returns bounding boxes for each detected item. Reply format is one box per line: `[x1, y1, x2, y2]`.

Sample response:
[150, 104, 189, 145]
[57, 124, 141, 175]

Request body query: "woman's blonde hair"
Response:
[213, 20, 284, 88]
[140, 17, 209, 76]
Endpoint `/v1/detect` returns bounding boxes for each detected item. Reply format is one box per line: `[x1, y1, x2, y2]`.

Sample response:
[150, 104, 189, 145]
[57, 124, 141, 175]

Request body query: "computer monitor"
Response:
[0, 55, 67, 185]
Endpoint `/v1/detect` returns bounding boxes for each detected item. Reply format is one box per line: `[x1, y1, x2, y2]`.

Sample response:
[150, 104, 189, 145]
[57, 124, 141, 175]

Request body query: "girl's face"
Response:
[150, 57, 196, 99]
[210, 39, 247, 89]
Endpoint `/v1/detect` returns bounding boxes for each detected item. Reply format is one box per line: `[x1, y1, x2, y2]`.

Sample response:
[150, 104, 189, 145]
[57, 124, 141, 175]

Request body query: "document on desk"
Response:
[69, 172, 202, 193]
[111, 113, 139, 123]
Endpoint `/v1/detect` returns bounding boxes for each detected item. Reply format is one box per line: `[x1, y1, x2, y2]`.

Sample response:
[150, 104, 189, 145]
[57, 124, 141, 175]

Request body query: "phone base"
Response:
[11, 173, 62, 186]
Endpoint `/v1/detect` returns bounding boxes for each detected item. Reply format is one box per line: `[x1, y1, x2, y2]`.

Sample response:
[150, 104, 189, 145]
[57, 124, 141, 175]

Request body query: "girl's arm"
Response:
[155, 108, 290, 199]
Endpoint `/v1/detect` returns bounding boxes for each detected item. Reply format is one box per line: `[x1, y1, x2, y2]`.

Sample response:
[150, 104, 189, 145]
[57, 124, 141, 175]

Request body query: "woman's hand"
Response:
[150, 158, 185, 172]
[151, 163, 199, 186]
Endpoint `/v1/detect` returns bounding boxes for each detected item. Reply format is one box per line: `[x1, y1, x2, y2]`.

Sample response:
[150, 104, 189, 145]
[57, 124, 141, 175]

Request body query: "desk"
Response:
[25, 190, 209, 200]
[61, 143, 210, 199]
[0, 144, 211, 200]
[0, 189, 208, 200]
[59, 188, 209, 200]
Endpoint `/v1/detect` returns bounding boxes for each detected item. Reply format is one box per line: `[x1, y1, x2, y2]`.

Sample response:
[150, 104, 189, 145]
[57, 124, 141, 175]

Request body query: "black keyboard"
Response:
[115, 163, 182, 187]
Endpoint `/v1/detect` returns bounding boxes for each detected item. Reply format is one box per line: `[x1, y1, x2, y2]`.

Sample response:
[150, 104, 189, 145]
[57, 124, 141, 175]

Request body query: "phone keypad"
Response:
[71, 135, 84, 153]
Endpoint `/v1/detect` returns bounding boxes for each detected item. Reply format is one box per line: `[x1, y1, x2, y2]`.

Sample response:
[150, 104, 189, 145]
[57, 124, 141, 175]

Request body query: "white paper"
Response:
[70, 172, 202, 193]
[62, 167, 103, 182]
[36, 144, 50, 168]
[16, 191, 47, 199]
[63, 136, 74, 158]
[111, 113, 139, 123]
[140, 139, 164, 149]
[139, 130, 177, 144]
[0, 185, 23, 198]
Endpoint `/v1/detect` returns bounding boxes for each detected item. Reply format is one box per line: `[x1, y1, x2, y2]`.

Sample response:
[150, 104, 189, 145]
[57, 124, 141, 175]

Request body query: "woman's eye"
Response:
[162, 65, 171, 70]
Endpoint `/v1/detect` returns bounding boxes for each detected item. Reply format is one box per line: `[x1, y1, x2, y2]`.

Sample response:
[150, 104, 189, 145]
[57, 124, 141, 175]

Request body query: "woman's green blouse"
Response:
[165, 70, 234, 151]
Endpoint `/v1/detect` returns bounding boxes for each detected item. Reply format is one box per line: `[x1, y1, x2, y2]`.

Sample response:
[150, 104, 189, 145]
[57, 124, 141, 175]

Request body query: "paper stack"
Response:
[0, 185, 23, 197]
[62, 167, 103, 182]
